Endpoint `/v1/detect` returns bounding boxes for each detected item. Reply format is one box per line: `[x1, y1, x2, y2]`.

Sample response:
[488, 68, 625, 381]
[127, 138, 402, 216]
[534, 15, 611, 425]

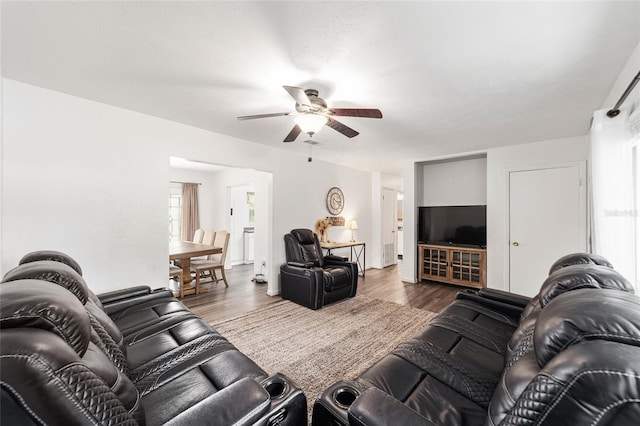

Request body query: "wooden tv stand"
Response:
[418, 243, 486, 288]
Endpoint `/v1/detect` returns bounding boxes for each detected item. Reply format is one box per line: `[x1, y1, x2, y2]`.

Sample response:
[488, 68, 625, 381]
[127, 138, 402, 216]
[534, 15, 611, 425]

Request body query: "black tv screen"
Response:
[418, 205, 486, 247]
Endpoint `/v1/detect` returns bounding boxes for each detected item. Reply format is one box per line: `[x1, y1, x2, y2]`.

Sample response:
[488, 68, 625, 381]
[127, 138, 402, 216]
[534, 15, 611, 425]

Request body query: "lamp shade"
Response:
[348, 220, 359, 230]
[294, 113, 327, 135]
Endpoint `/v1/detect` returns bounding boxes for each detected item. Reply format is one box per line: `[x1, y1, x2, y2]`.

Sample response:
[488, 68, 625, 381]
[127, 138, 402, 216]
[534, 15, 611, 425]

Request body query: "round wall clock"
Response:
[326, 187, 344, 215]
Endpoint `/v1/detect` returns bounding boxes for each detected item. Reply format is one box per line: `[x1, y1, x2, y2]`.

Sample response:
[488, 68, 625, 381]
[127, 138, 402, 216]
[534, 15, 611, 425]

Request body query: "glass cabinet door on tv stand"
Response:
[418, 244, 486, 288]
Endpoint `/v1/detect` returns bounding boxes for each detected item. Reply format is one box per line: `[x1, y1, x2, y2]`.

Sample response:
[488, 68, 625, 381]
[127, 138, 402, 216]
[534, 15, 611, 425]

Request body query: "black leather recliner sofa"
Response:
[0, 250, 307, 426]
[280, 229, 358, 310]
[312, 253, 640, 425]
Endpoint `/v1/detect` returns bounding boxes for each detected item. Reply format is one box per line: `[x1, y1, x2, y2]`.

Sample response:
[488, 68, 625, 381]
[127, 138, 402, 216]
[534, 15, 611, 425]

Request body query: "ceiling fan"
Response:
[237, 86, 383, 142]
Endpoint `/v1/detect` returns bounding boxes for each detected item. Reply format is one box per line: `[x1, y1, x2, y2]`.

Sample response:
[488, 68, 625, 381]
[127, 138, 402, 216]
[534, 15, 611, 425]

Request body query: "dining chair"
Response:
[169, 264, 184, 298]
[201, 229, 216, 245]
[186, 229, 215, 265]
[192, 230, 230, 294]
[192, 228, 205, 244]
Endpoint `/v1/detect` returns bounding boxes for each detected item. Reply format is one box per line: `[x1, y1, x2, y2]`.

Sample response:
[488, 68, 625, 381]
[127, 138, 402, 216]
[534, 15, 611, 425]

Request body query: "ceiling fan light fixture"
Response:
[294, 113, 327, 135]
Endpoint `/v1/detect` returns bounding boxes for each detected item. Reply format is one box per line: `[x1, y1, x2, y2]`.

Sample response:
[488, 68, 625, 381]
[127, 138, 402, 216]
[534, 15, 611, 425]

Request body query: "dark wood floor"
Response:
[182, 262, 460, 323]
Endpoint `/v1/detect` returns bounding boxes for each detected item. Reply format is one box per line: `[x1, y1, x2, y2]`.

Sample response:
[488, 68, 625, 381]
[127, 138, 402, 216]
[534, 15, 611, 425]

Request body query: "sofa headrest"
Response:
[291, 229, 316, 245]
[548, 252, 613, 275]
[535, 289, 640, 367]
[19, 250, 83, 276]
[2, 261, 90, 305]
[538, 264, 633, 309]
[0, 280, 91, 356]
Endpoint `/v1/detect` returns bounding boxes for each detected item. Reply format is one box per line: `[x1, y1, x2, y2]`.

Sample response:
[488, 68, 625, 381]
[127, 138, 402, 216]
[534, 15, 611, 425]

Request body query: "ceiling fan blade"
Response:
[283, 86, 311, 108]
[237, 112, 291, 121]
[326, 117, 359, 138]
[330, 108, 383, 119]
[283, 124, 302, 142]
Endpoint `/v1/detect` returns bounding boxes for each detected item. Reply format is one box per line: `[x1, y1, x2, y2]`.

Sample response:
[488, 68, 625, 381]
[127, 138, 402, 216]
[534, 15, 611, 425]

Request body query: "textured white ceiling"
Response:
[2, 1, 639, 174]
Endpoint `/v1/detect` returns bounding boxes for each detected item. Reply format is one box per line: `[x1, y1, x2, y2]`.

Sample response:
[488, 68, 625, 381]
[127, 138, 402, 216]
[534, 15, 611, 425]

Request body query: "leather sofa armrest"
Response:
[99, 287, 176, 316]
[477, 288, 531, 307]
[325, 255, 349, 262]
[97, 286, 153, 304]
[164, 377, 270, 426]
[324, 257, 353, 266]
[280, 264, 325, 309]
[348, 387, 461, 426]
[455, 291, 524, 319]
[287, 261, 315, 268]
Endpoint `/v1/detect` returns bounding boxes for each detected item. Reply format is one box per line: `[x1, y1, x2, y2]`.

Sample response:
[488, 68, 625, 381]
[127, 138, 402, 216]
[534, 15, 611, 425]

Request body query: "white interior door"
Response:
[382, 188, 396, 267]
[509, 164, 585, 296]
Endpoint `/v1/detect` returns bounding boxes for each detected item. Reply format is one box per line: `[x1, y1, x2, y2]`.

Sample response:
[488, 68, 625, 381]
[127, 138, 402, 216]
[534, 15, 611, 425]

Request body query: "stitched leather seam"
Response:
[87, 312, 129, 376]
[121, 311, 189, 342]
[453, 300, 518, 326]
[394, 341, 476, 402]
[112, 299, 174, 319]
[0, 381, 47, 426]
[431, 314, 507, 354]
[589, 398, 640, 426]
[554, 333, 640, 355]
[125, 313, 198, 344]
[0, 314, 81, 351]
[405, 344, 475, 396]
[2, 355, 102, 425]
[538, 370, 640, 424]
[235, 396, 271, 425]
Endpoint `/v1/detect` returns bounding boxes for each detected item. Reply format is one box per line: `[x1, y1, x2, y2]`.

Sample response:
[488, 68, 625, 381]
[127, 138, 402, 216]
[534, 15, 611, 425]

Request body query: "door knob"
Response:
[512, 241, 519, 247]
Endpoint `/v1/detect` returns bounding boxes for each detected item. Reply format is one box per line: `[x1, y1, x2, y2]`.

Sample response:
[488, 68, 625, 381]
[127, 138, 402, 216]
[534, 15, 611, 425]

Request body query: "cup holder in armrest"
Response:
[264, 378, 288, 400]
[333, 386, 359, 409]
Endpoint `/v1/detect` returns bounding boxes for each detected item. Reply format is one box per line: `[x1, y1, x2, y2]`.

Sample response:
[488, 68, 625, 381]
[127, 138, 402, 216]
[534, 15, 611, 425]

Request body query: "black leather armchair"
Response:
[280, 229, 358, 310]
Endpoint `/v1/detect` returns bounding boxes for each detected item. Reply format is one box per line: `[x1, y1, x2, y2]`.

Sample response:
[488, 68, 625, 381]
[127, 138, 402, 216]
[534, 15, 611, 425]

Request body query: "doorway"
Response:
[382, 188, 396, 267]
[508, 163, 586, 296]
[169, 157, 272, 288]
[228, 184, 255, 266]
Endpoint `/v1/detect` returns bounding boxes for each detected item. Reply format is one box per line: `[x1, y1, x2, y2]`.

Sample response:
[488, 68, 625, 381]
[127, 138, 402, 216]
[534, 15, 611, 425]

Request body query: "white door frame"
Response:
[382, 187, 397, 267]
[503, 161, 587, 291]
[227, 183, 255, 267]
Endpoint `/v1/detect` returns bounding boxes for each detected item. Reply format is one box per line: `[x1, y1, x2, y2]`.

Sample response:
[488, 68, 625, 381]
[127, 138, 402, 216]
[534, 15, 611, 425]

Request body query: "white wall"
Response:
[1, 79, 372, 296]
[421, 156, 487, 206]
[601, 40, 640, 111]
[401, 161, 419, 283]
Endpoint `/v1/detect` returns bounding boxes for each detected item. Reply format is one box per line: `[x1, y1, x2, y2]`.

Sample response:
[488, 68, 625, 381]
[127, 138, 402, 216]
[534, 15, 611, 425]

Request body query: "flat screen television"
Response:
[418, 205, 486, 248]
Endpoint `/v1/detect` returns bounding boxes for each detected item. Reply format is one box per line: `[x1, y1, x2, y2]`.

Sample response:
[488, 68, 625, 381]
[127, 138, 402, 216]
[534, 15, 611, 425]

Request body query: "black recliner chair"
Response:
[280, 229, 358, 310]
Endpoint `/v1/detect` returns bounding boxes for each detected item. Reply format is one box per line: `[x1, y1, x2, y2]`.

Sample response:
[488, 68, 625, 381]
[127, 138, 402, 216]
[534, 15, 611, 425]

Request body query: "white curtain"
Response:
[590, 107, 639, 288]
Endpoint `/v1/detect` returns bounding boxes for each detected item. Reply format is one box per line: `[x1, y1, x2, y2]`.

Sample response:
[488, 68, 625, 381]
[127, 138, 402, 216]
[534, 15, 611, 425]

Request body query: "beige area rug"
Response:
[211, 295, 436, 415]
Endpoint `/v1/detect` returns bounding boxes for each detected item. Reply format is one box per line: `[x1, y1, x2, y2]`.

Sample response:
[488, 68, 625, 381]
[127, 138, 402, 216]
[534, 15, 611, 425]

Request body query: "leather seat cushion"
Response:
[125, 317, 215, 369]
[322, 266, 352, 291]
[110, 299, 191, 334]
[357, 354, 486, 425]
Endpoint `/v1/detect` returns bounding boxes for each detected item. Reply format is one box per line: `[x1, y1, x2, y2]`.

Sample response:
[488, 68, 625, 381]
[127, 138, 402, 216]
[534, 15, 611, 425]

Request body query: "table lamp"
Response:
[348, 220, 359, 242]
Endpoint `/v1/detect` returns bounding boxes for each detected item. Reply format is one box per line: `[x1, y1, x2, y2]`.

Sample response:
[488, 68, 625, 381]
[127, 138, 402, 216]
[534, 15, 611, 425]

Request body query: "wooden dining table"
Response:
[169, 241, 222, 296]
